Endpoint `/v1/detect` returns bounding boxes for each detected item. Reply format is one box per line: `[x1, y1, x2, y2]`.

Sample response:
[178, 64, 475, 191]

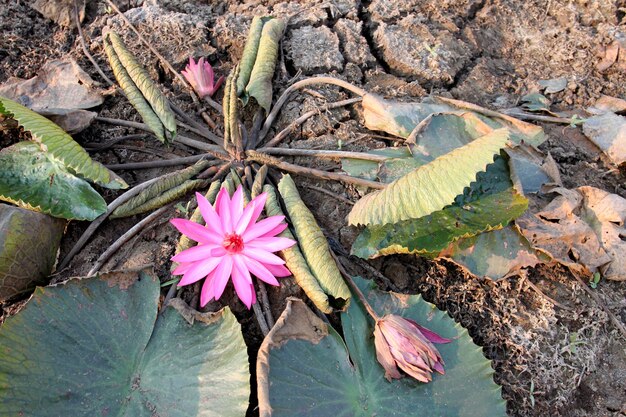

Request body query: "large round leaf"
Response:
[0, 141, 107, 220]
[0, 270, 250, 416]
[257, 278, 505, 417]
[0, 204, 66, 301]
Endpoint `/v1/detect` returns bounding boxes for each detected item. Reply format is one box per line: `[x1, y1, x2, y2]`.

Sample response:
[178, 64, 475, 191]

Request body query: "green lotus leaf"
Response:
[0, 96, 127, 189]
[348, 129, 510, 226]
[0, 270, 250, 417]
[257, 277, 506, 417]
[0, 204, 66, 301]
[0, 142, 107, 220]
[441, 225, 551, 280]
[352, 188, 528, 259]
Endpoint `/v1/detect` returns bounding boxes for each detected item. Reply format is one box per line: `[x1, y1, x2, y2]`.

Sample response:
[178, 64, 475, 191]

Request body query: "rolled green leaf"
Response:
[0, 96, 127, 190]
[104, 34, 167, 143]
[245, 18, 285, 113]
[236, 16, 270, 96]
[251, 165, 268, 198]
[106, 32, 176, 140]
[111, 160, 211, 218]
[264, 184, 334, 313]
[278, 175, 351, 311]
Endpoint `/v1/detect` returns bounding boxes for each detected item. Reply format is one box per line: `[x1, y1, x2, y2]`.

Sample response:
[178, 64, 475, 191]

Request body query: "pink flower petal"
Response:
[242, 215, 285, 242]
[231, 186, 244, 226]
[259, 222, 288, 238]
[211, 255, 233, 300]
[178, 256, 222, 286]
[263, 263, 292, 277]
[216, 188, 233, 233]
[196, 192, 223, 236]
[232, 256, 254, 308]
[172, 262, 194, 275]
[235, 198, 258, 235]
[406, 318, 452, 344]
[247, 237, 296, 252]
[246, 193, 268, 227]
[200, 269, 217, 307]
[242, 247, 285, 265]
[242, 256, 280, 286]
[170, 218, 222, 245]
[171, 244, 218, 263]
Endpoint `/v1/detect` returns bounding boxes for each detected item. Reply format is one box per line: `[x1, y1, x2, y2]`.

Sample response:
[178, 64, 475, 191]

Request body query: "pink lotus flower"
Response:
[374, 314, 451, 383]
[170, 186, 295, 308]
[181, 57, 224, 98]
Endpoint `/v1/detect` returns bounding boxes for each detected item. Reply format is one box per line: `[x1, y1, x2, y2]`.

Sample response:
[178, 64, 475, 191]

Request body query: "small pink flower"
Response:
[181, 57, 224, 98]
[374, 314, 451, 383]
[170, 186, 295, 308]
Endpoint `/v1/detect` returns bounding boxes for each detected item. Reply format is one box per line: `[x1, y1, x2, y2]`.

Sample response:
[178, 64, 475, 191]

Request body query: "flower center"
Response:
[222, 233, 244, 254]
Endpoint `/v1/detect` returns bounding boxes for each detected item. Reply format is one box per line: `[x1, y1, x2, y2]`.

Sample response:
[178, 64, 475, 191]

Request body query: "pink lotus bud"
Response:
[374, 314, 451, 383]
[181, 57, 224, 98]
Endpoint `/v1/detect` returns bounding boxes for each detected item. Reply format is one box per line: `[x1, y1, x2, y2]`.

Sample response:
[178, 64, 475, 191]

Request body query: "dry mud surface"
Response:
[1, 0, 626, 416]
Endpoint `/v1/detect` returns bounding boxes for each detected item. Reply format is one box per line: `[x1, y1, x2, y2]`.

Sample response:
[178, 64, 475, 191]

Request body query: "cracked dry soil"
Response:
[1, 0, 626, 416]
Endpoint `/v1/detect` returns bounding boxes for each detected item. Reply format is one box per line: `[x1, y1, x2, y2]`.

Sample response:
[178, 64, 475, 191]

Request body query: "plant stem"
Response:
[252, 300, 270, 336]
[257, 281, 275, 328]
[59, 170, 188, 270]
[106, 155, 220, 170]
[329, 249, 380, 321]
[302, 184, 354, 205]
[502, 109, 581, 124]
[259, 77, 367, 142]
[246, 150, 385, 189]
[74, 2, 115, 87]
[87, 205, 169, 276]
[263, 97, 362, 148]
[256, 147, 388, 162]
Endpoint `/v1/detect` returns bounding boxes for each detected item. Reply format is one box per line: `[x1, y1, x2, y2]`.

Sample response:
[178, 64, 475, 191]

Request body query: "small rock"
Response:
[286, 26, 345, 74]
[373, 15, 472, 85]
[272, 2, 327, 27]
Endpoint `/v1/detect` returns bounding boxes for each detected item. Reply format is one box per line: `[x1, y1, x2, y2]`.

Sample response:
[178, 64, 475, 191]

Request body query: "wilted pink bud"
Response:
[181, 57, 224, 98]
[374, 314, 451, 383]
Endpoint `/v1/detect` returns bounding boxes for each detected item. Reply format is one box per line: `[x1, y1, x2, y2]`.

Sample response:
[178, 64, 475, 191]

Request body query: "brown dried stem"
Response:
[256, 147, 388, 162]
[329, 249, 380, 321]
[74, 2, 115, 86]
[259, 77, 368, 142]
[106, 155, 220, 170]
[263, 97, 363, 148]
[87, 206, 170, 276]
[246, 150, 385, 190]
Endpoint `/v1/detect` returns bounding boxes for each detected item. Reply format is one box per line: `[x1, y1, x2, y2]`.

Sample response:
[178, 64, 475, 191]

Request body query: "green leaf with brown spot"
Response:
[0, 142, 107, 220]
[0, 96, 127, 189]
